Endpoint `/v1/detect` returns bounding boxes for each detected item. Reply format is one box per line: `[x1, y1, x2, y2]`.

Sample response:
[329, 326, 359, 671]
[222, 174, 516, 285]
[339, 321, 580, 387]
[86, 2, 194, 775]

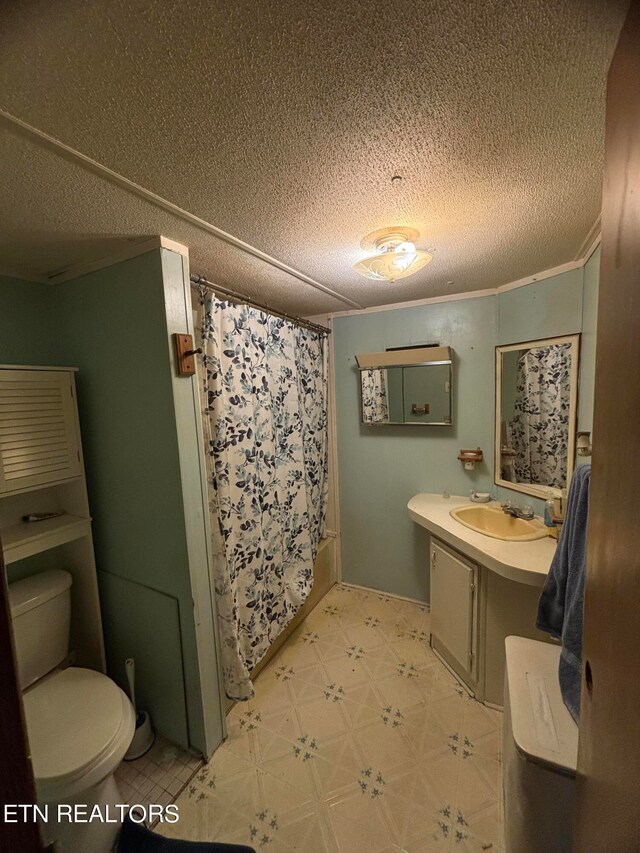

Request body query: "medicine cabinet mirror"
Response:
[357, 346, 452, 426]
[495, 334, 580, 498]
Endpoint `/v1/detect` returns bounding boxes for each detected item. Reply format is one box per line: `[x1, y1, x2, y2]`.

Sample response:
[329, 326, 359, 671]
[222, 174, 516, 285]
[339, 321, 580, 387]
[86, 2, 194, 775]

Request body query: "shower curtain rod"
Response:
[190, 274, 331, 336]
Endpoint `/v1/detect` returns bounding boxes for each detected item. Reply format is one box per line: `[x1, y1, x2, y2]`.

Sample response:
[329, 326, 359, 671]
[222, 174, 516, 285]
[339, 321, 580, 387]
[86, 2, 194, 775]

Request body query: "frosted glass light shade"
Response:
[353, 228, 433, 283]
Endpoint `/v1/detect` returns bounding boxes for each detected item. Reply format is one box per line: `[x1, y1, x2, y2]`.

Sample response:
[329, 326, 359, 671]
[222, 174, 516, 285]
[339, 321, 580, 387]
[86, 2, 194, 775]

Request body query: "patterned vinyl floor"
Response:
[158, 583, 503, 852]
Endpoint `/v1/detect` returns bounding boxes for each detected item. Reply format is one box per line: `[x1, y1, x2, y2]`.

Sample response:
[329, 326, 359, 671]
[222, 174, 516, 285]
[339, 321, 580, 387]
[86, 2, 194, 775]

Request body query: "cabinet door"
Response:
[430, 540, 477, 677]
[0, 370, 82, 495]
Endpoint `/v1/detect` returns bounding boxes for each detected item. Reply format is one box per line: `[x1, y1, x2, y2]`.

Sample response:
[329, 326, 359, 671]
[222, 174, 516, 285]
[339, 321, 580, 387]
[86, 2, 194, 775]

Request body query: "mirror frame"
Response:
[358, 360, 453, 426]
[494, 334, 580, 499]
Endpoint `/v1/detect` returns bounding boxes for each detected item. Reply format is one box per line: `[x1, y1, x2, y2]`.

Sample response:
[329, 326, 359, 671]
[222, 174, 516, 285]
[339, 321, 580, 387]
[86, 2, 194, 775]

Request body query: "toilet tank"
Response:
[8, 570, 73, 690]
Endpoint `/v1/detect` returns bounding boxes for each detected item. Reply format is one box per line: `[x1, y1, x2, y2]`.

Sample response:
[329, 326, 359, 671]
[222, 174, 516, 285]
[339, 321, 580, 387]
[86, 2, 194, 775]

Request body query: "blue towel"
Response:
[536, 464, 591, 722]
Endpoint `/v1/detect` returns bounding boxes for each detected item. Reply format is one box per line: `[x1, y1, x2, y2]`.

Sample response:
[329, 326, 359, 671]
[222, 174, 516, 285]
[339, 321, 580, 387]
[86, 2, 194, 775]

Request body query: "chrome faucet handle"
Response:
[501, 500, 535, 519]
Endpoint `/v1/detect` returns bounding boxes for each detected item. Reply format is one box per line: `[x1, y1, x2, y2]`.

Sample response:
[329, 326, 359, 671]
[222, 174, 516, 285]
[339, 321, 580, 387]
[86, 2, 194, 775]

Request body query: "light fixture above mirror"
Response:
[352, 226, 433, 283]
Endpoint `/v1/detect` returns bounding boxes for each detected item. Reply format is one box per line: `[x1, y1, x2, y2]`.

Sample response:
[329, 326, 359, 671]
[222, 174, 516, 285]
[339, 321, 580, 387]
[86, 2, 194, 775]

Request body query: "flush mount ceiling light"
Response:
[352, 226, 433, 283]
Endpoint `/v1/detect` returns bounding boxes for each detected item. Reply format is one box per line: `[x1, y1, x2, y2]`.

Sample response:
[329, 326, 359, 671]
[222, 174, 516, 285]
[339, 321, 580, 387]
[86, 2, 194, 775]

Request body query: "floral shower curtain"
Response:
[195, 287, 328, 700]
[361, 368, 389, 423]
[509, 343, 571, 488]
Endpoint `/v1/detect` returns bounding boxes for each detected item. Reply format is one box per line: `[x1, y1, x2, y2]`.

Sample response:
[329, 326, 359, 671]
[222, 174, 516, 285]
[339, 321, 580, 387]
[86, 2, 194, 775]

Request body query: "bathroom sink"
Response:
[450, 504, 548, 541]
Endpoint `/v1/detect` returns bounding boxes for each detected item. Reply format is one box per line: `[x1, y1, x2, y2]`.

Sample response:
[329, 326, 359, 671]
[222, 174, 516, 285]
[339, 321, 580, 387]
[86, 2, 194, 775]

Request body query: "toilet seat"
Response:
[23, 667, 135, 802]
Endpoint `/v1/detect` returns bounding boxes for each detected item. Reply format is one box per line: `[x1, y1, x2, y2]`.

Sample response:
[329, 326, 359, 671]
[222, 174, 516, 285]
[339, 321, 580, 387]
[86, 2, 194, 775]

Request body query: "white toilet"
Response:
[503, 635, 578, 852]
[9, 569, 135, 853]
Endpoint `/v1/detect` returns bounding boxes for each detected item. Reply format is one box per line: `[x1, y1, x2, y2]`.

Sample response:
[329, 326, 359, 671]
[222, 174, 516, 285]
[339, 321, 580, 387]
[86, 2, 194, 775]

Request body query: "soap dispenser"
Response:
[544, 490, 555, 528]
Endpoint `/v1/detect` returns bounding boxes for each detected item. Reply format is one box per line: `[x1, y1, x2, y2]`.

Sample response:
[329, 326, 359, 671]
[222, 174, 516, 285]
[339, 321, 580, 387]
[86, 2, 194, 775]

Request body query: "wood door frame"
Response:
[0, 535, 48, 852]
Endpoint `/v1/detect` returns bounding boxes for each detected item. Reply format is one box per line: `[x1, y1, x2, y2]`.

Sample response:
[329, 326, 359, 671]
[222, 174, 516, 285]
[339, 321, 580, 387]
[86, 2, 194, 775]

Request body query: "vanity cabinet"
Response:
[430, 540, 478, 682]
[429, 533, 552, 707]
[409, 493, 558, 707]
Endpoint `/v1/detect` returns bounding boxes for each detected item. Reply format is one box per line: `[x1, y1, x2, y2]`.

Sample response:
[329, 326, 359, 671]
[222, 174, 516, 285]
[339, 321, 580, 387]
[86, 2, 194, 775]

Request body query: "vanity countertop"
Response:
[407, 493, 556, 587]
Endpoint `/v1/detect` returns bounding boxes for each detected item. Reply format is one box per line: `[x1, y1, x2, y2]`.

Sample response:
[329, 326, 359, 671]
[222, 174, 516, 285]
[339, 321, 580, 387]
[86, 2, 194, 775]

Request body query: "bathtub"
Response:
[247, 534, 337, 681]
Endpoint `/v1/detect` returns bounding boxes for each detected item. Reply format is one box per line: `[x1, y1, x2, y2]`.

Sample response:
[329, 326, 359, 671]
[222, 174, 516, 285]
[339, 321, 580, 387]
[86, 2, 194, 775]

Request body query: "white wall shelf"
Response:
[1, 366, 105, 672]
[1, 513, 92, 564]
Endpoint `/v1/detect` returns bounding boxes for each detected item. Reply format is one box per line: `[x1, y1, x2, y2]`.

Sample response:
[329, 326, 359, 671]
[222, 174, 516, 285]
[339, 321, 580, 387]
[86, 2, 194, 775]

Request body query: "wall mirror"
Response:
[357, 346, 453, 426]
[495, 334, 580, 498]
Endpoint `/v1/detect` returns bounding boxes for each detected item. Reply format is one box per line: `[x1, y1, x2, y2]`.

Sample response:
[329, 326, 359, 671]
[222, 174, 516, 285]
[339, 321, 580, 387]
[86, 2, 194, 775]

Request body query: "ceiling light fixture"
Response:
[352, 226, 433, 283]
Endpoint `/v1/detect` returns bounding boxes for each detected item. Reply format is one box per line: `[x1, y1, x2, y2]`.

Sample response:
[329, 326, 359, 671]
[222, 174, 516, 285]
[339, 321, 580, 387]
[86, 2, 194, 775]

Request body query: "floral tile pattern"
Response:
[324, 683, 346, 702]
[381, 706, 404, 727]
[358, 767, 386, 799]
[158, 584, 503, 852]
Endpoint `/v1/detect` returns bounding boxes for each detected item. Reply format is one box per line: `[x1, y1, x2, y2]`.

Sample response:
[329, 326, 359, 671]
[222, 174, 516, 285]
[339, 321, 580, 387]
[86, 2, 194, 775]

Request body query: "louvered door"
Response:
[0, 369, 81, 495]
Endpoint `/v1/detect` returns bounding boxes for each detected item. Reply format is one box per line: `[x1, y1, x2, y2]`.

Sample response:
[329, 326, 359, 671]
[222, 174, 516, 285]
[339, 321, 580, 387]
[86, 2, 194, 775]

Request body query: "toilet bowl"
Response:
[9, 570, 135, 853]
[25, 666, 135, 800]
[24, 667, 135, 852]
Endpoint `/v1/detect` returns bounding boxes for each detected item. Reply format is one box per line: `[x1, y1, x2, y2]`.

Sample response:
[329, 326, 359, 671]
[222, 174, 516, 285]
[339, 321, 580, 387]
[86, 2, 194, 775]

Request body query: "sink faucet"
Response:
[501, 500, 535, 520]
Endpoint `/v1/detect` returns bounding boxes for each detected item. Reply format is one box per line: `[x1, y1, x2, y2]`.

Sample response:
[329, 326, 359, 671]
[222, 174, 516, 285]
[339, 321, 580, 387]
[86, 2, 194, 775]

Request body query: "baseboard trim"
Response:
[338, 581, 429, 609]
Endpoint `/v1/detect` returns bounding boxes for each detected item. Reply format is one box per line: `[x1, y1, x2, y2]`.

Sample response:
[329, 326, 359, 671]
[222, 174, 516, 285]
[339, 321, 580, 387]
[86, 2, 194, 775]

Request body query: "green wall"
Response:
[334, 263, 600, 602]
[52, 251, 192, 746]
[0, 252, 224, 756]
[51, 249, 222, 753]
[334, 295, 497, 601]
[0, 275, 57, 364]
[496, 268, 584, 345]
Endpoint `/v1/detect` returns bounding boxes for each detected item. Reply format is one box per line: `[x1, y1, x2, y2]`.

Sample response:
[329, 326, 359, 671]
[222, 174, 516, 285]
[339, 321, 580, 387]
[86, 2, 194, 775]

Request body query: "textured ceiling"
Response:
[0, 0, 628, 314]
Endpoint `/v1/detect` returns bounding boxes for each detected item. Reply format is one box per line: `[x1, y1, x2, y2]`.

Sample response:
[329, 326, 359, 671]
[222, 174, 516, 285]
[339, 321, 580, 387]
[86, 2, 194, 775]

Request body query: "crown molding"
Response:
[327, 244, 599, 321]
[327, 257, 584, 319]
[327, 287, 497, 319]
[495, 259, 584, 294]
[575, 216, 601, 261]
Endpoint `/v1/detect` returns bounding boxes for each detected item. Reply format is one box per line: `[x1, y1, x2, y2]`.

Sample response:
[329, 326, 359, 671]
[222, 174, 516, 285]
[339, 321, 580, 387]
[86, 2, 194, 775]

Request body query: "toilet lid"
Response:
[23, 667, 130, 784]
[505, 636, 578, 775]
